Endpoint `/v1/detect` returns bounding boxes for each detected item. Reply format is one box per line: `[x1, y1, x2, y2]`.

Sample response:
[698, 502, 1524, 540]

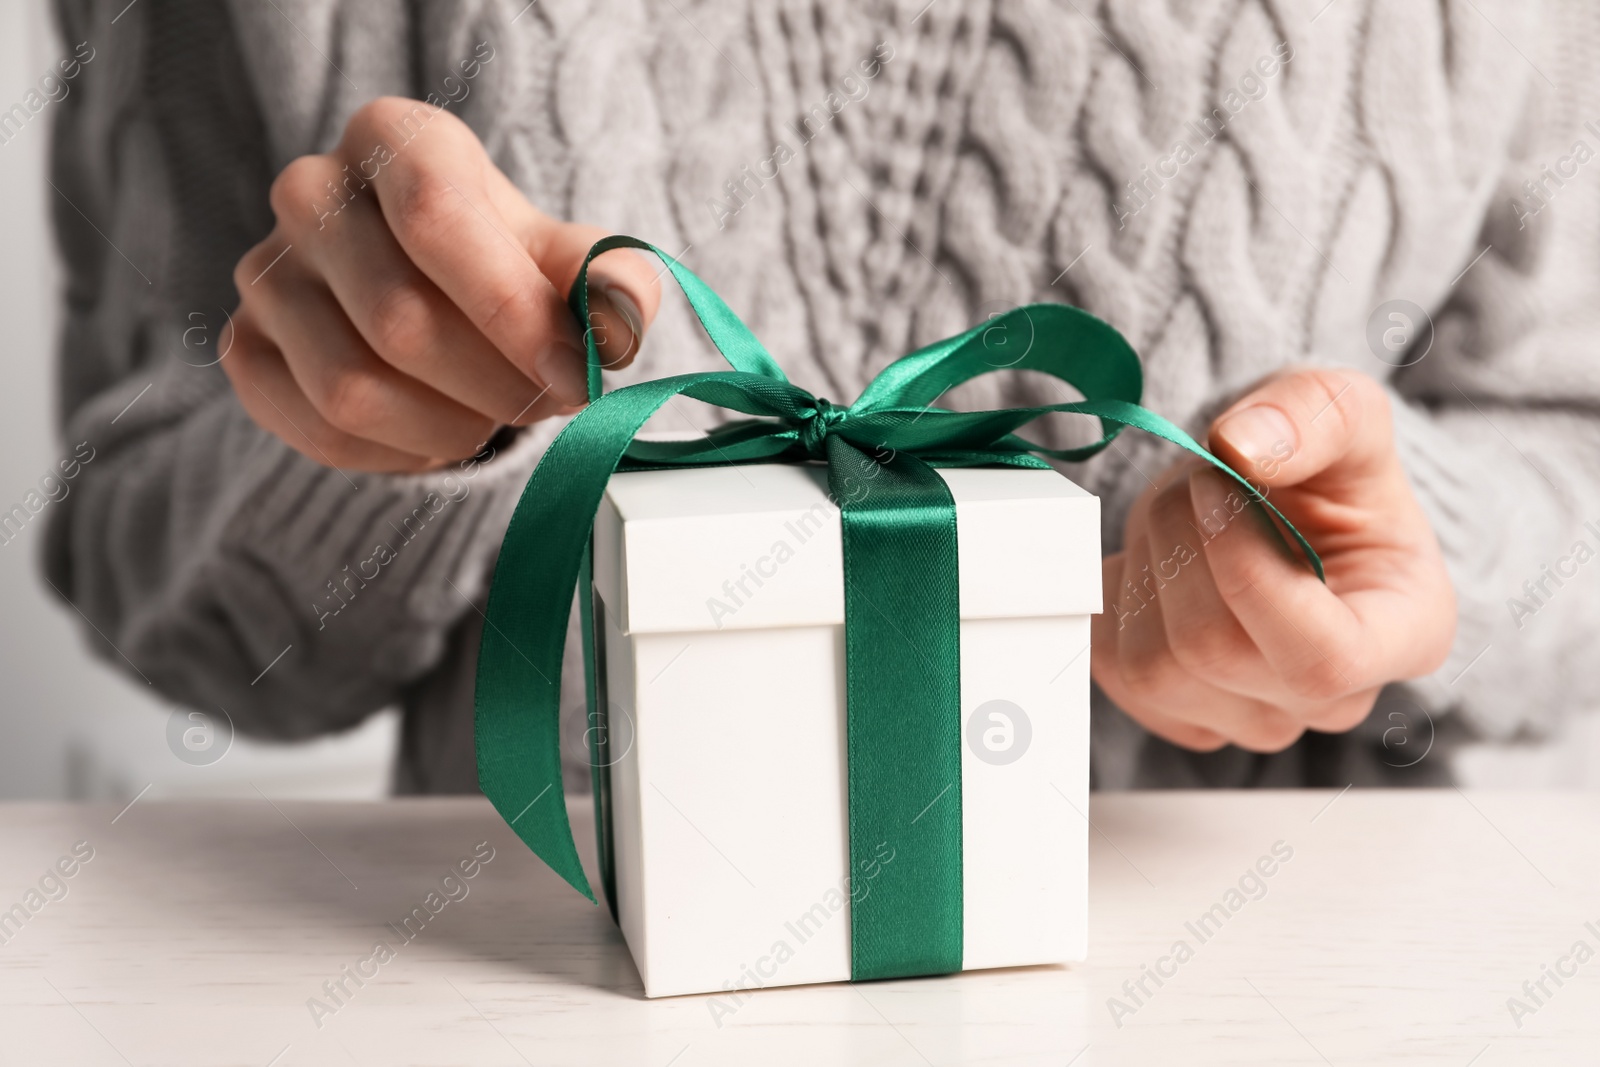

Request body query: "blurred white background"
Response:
[0, 1, 396, 802]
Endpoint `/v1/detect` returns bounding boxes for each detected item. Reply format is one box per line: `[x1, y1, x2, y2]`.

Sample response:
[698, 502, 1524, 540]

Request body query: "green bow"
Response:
[475, 235, 1321, 982]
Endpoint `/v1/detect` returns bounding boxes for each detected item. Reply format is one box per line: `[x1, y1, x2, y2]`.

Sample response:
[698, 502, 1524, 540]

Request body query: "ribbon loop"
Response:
[477, 237, 1325, 985]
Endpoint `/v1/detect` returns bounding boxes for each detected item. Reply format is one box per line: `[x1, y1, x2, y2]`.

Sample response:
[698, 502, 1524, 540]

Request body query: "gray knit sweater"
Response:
[43, 0, 1600, 793]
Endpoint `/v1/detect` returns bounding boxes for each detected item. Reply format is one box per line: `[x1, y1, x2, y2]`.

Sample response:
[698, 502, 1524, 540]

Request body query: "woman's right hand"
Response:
[224, 97, 660, 472]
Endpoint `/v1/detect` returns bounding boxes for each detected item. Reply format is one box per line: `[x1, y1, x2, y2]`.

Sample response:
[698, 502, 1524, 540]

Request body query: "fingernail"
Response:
[534, 339, 588, 406]
[1215, 404, 1296, 470]
[590, 279, 644, 368]
[596, 281, 643, 339]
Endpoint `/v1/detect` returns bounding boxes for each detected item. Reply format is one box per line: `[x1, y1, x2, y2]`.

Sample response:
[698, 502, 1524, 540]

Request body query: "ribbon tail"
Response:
[475, 373, 806, 904]
[476, 378, 723, 901]
[1062, 399, 1324, 581]
[579, 542, 618, 919]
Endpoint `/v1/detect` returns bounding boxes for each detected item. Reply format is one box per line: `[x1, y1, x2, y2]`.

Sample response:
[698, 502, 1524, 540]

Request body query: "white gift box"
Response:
[589, 462, 1101, 997]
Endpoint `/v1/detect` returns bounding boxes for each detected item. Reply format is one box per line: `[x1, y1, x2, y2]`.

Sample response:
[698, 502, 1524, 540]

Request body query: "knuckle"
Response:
[1283, 648, 1363, 703]
[232, 252, 259, 299]
[303, 428, 356, 468]
[315, 369, 386, 438]
[1292, 367, 1385, 447]
[219, 309, 256, 361]
[345, 98, 405, 144]
[1119, 639, 1182, 701]
[1182, 727, 1231, 752]
[1209, 547, 1275, 604]
[1301, 369, 1357, 429]
[1148, 478, 1196, 531]
[269, 155, 334, 225]
[232, 242, 288, 309]
[1313, 695, 1377, 733]
[476, 281, 538, 339]
[1167, 617, 1242, 679]
[367, 281, 437, 363]
[1239, 709, 1305, 753]
[219, 332, 257, 393]
[389, 169, 466, 246]
[348, 96, 456, 148]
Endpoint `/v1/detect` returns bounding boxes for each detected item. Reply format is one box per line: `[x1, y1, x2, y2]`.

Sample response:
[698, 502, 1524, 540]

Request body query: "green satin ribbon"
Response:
[475, 235, 1322, 983]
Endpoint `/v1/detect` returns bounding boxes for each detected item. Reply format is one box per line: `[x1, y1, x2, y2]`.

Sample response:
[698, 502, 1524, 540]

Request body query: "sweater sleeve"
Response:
[40, 0, 542, 741]
[1387, 33, 1600, 742]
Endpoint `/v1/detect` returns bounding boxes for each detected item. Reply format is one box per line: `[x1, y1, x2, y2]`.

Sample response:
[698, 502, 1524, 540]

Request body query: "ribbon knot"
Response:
[799, 397, 848, 458]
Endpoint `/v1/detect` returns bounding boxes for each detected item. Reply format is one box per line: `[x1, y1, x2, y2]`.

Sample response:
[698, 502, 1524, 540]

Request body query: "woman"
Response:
[45, 0, 1600, 791]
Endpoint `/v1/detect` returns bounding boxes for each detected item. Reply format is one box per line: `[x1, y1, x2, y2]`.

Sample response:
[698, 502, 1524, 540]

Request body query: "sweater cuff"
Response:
[1387, 393, 1585, 740]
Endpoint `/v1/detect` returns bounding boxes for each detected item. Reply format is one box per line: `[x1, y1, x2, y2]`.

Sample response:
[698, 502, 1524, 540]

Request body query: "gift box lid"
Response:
[592, 462, 1101, 635]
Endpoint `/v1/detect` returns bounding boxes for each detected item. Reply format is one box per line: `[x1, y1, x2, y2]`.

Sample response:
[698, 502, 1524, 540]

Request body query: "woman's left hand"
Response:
[1091, 367, 1457, 752]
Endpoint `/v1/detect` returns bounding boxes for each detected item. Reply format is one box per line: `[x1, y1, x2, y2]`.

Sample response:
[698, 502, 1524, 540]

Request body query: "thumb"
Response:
[1208, 367, 1395, 492]
[482, 165, 661, 372]
[502, 202, 661, 374]
[534, 221, 662, 371]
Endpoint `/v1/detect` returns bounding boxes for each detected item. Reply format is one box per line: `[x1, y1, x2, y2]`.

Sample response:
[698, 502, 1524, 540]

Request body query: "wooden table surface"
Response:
[0, 790, 1595, 1065]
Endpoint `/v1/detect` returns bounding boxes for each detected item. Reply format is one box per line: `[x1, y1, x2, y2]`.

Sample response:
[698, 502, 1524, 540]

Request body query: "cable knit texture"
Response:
[43, 0, 1600, 792]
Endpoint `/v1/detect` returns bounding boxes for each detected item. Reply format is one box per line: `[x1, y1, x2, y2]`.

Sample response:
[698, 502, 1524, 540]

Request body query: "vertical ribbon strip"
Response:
[829, 436, 965, 979]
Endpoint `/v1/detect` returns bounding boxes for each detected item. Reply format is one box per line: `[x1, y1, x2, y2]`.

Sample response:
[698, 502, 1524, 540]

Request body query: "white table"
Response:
[0, 790, 1594, 1065]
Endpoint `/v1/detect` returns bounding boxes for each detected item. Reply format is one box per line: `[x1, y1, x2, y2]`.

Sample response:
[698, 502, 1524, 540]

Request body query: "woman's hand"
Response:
[1091, 368, 1456, 752]
[223, 97, 660, 472]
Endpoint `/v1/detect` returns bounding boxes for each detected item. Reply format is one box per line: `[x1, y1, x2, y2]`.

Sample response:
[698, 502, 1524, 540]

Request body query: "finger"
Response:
[1150, 473, 1399, 725]
[1105, 532, 1305, 750]
[1188, 466, 1371, 702]
[1102, 673, 1307, 754]
[483, 168, 661, 372]
[1144, 472, 1399, 728]
[221, 311, 436, 473]
[1142, 471, 1281, 699]
[1112, 515, 1178, 699]
[1093, 554, 1230, 752]
[347, 99, 589, 404]
[1302, 688, 1383, 734]
[1105, 691, 1234, 753]
[1108, 487, 1188, 686]
[240, 253, 497, 459]
[1209, 367, 1397, 492]
[281, 162, 572, 426]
